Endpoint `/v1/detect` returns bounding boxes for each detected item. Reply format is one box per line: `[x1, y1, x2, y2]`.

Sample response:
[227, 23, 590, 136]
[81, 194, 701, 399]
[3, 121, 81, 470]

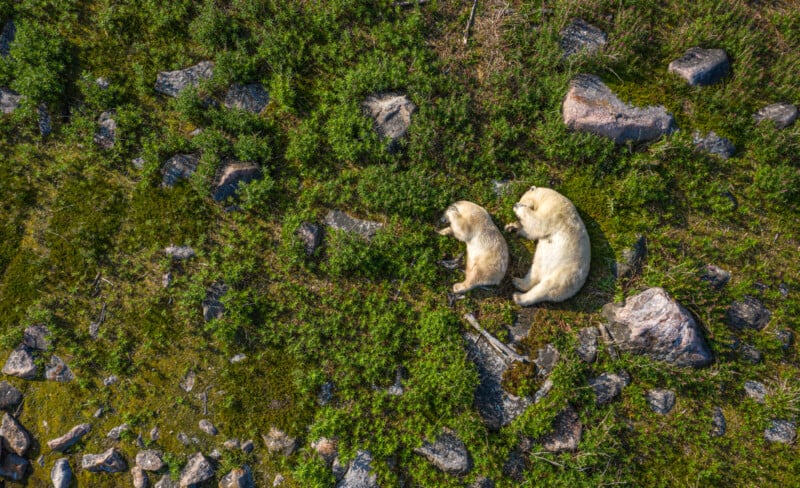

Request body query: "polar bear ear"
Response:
[529, 185, 537, 191]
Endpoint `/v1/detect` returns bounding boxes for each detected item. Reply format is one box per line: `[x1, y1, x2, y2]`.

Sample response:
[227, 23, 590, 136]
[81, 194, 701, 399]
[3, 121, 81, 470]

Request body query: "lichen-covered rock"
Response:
[155, 61, 214, 97]
[0, 381, 22, 410]
[324, 210, 384, 240]
[765, 419, 796, 444]
[727, 297, 771, 331]
[47, 423, 91, 451]
[219, 465, 255, 488]
[82, 447, 127, 473]
[362, 93, 416, 151]
[336, 450, 378, 488]
[413, 429, 472, 475]
[668, 48, 730, 86]
[0, 412, 30, 456]
[589, 371, 630, 405]
[199, 419, 218, 435]
[563, 74, 677, 144]
[202, 281, 228, 322]
[744, 380, 767, 403]
[262, 427, 298, 457]
[51, 458, 72, 488]
[212, 162, 262, 201]
[94, 110, 117, 150]
[0, 453, 28, 481]
[179, 452, 214, 487]
[45, 355, 74, 382]
[0, 87, 21, 114]
[693, 131, 735, 159]
[297, 222, 323, 256]
[136, 450, 165, 472]
[2, 346, 37, 379]
[23, 324, 51, 350]
[161, 154, 199, 187]
[560, 18, 607, 58]
[576, 327, 599, 363]
[646, 389, 676, 414]
[224, 83, 269, 113]
[753, 102, 798, 129]
[539, 405, 582, 453]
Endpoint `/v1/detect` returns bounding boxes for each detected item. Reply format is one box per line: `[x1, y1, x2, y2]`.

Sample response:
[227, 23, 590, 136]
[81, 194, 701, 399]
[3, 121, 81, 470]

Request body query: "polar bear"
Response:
[437, 201, 509, 294]
[504, 187, 591, 306]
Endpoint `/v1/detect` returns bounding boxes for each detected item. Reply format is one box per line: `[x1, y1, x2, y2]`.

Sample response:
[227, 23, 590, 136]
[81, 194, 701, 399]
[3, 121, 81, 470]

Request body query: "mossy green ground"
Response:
[0, 0, 798, 486]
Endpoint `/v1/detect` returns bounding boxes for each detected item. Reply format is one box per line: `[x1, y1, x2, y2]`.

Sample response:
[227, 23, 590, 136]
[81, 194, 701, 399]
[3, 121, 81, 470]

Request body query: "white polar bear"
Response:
[504, 187, 591, 306]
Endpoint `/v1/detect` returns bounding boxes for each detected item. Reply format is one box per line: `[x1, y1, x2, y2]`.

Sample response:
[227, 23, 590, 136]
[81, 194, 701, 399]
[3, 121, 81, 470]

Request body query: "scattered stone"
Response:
[562, 74, 677, 144]
[312, 437, 338, 465]
[336, 450, 378, 488]
[2, 345, 37, 379]
[711, 407, 726, 437]
[646, 389, 676, 414]
[150, 426, 160, 441]
[273, 473, 286, 486]
[180, 452, 215, 487]
[738, 343, 762, 363]
[51, 458, 72, 488]
[533, 378, 554, 404]
[576, 327, 599, 363]
[0, 87, 21, 114]
[202, 281, 228, 322]
[133, 157, 146, 169]
[162, 272, 172, 289]
[727, 297, 771, 331]
[136, 450, 165, 472]
[103, 375, 119, 386]
[96, 77, 110, 90]
[155, 61, 214, 97]
[324, 210, 384, 240]
[262, 427, 298, 457]
[0, 453, 28, 481]
[744, 380, 767, 403]
[492, 179, 512, 196]
[23, 324, 52, 350]
[318, 381, 334, 406]
[754, 102, 798, 129]
[560, 18, 607, 58]
[471, 477, 495, 488]
[212, 161, 263, 202]
[47, 423, 91, 451]
[94, 110, 117, 150]
[0, 20, 15, 57]
[38, 104, 51, 136]
[693, 131, 735, 159]
[464, 332, 532, 430]
[133, 466, 149, 488]
[220, 465, 255, 488]
[603, 287, 713, 367]
[779, 282, 790, 298]
[776, 329, 794, 350]
[230, 353, 247, 364]
[107, 423, 130, 440]
[82, 447, 127, 473]
[297, 222, 324, 256]
[362, 93, 416, 151]
[177, 432, 191, 446]
[45, 355, 74, 382]
[765, 419, 796, 444]
[224, 438, 240, 450]
[164, 245, 196, 260]
[209, 448, 221, 460]
[668, 47, 731, 86]
[332, 457, 347, 481]
[155, 474, 179, 488]
[505, 317, 530, 345]
[224, 83, 269, 113]
[414, 428, 472, 475]
[0, 381, 22, 410]
[161, 154, 200, 187]
[387, 367, 404, 396]
[590, 371, 630, 405]
[701, 265, 731, 290]
[199, 419, 218, 435]
[179, 370, 196, 392]
[0, 412, 30, 455]
[94, 407, 104, 418]
[539, 405, 582, 453]
[614, 235, 647, 280]
[533, 344, 559, 377]
[241, 439, 254, 454]
[502, 448, 527, 483]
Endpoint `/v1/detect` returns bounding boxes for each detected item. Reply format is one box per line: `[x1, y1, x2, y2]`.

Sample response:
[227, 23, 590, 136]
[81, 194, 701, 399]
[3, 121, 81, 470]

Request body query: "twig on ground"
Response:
[463, 0, 479, 45]
[464, 313, 529, 363]
[394, 0, 429, 7]
[598, 323, 619, 360]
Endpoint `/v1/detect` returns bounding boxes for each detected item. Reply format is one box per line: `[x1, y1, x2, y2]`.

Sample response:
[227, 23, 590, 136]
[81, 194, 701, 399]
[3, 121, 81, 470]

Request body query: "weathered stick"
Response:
[597, 323, 619, 360]
[464, 313, 530, 363]
[463, 0, 478, 45]
[394, 0, 429, 7]
[89, 303, 107, 339]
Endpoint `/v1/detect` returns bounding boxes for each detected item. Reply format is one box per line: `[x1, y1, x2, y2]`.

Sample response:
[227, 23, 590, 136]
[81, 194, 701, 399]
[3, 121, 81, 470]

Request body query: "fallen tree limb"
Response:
[463, 0, 478, 45]
[464, 313, 529, 363]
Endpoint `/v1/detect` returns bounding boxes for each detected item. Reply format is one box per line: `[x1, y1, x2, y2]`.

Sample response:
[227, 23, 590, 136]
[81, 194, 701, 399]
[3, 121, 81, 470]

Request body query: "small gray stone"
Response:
[0, 381, 22, 410]
[133, 157, 146, 169]
[492, 179, 512, 197]
[312, 437, 338, 465]
[155, 61, 214, 97]
[0, 412, 30, 455]
[241, 439, 254, 453]
[161, 154, 199, 187]
[179, 452, 215, 487]
[776, 329, 794, 350]
[94, 110, 117, 150]
[47, 423, 91, 451]
[318, 381, 334, 406]
[177, 432, 191, 446]
[560, 18, 607, 58]
[136, 450, 165, 472]
[727, 297, 771, 331]
[738, 343, 762, 363]
[576, 327, 599, 363]
[273, 473, 286, 486]
[223, 438, 240, 450]
[107, 423, 130, 440]
[51, 458, 72, 488]
[502, 448, 527, 483]
[96, 77, 110, 89]
[202, 281, 228, 322]
[324, 210, 384, 240]
[539, 405, 582, 453]
[693, 131, 735, 159]
[533, 378, 554, 404]
[155, 474, 179, 488]
[297, 222, 323, 256]
[701, 265, 730, 290]
[262, 427, 298, 457]
[224, 83, 269, 113]
[0, 453, 28, 481]
[81, 447, 127, 473]
[133, 466, 149, 488]
[590, 371, 630, 405]
[533, 344, 559, 377]
[212, 161, 262, 201]
[162, 272, 172, 289]
[336, 450, 378, 488]
[362, 93, 416, 151]
[744, 380, 767, 403]
[94, 407, 104, 418]
[0, 87, 21, 114]
[754, 102, 798, 129]
[103, 375, 119, 386]
[150, 426, 160, 441]
[765, 419, 796, 444]
[0, 20, 15, 58]
[45, 355, 74, 382]
[614, 235, 647, 280]
[23, 324, 52, 350]
[38, 104, 51, 136]
[230, 353, 247, 364]
[413, 428, 472, 475]
[209, 448, 221, 460]
[199, 419, 218, 435]
[563, 74, 677, 144]
[219, 465, 255, 488]
[711, 407, 726, 437]
[471, 477, 495, 488]
[668, 47, 731, 86]
[646, 389, 676, 414]
[2, 345, 37, 379]
[179, 370, 196, 392]
[165, 245, 196, 260]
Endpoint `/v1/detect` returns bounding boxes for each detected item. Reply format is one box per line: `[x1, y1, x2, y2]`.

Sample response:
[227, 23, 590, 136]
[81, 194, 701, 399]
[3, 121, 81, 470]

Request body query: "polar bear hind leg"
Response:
[512, 266, 539, 292]
[512, 279, 561, 306]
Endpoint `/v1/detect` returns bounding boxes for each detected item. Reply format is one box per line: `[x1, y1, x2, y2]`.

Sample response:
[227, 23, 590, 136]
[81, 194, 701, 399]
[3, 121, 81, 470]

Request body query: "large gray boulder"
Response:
[754, 102, 797, 129]
[155, 61, 214, 97]
[324, 210, 384, 240]
[362, 93, 416, 150]
[336, 450, 378, 488]
[179, 452, 214, 487]
[212, 162, 262, 201]
[81, 447, 127, 473]
[2, 346, 37, 379]
[0, 412, 31, 456]
[602, 287, 713, 367]
[0, 87, 21, 114]
[51, 458, 72, 488]
[47, 423, 91, 451]
[224, 83, 269, 113]
[560, 18, 607, 58]
[668, 48, 730, 86]
[413, 429, 472, 475]
[562, 74, 677, 144]
[539, 405, 582, 453]
[161, 154, 199, 188]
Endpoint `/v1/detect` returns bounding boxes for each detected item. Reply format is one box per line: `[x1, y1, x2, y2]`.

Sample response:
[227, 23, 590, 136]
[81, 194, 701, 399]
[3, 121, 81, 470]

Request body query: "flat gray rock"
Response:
[701, 265, 730, 290]
[2, 346, 37, 379]
[132, 466, 148, 488]
[155, 61, 214, 97]
[0, 381, 22, 409]
[0, 20, 14, 57]
[0, 413, 30, 456]
[220, 465, 255, 488]
[297, 222, 323, 256]
[614, 235, 647, 280]
[711, 407, 726, 437]
[576, 327, 599, 363]
[765, 419, 796, 444]
[563, 74, 677, 144]
[744, 380, 767, 403]
[0, 453, 28, 481]
[603, 287, 713, 367]
[668, 48, 730, 86]
[94, 110, 117, 150]
[262, 427, 298, 457]
[136, 450, 165, 472]
[107, 423, 130, 440]
[646, 389, 676, 414]
[413, 429, 472, 475]
[161, 154, 199, 187]
[212, 161, 262, 201]
[560, 18, 607, 58]
[464, 332, 533, 430]
[336, 450, 378, 488]
[362, 93, 416, 150]
[45, 355, 74, 382]
[324, 210, 383, 240]
[540, 406, 582, 453]
[754, 102, 797, 129]
[180, 452, 214, 486]
[224, 83, 269, 113]
[23, 324, 51, 350]
[727, 297, 771, 330]
[51, 458, 72, 488]
[82, 447, 127, 473]
[0, 87, 21, 114]
[47, 423, 91, 451]
[165, 245, 196, 260]
[693, 131, 735, 159]
[202, 281, 228, 322]
[589, 371, 630, 405]
[199, 419, 218, 435]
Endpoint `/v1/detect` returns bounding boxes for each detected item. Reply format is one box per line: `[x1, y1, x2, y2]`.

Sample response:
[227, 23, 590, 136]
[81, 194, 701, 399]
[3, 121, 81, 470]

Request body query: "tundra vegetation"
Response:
[0, 0, 797, 486]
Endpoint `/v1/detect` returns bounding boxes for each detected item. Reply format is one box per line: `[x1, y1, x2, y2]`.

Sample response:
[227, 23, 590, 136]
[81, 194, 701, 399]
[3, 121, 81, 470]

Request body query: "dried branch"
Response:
[464, 313, 529, 363]
[394, 0, 429, 7]
[463, 0, 479, 45]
